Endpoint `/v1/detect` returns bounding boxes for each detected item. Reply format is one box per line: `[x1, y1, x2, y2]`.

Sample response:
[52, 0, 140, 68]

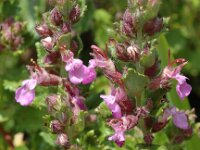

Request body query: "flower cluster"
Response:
[0, 17, 24, 51]
[14, 0, 195, 148]
[15, 0, 95, 149]
[90, 0, 194, 147]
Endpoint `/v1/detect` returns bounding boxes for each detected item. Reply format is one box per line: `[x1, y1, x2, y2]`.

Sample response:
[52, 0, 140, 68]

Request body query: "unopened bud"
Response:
[56, 133, 70, 149]
[183, 127, 193, 138]
[122, 9, 136, 36]
[13, 36, 23, 48]
[173, 135, 184, 144]
[41, 37, 54, 50]
[127, 45, 140, 61]
[62, 23, 71, 33]
[152, 121, 167, 132]
[69, 5, 81, 24]
[50, 120, 64, 133]
[13, 22, 22, 33]
[51, 8, 63, 26]
[35, 24, 52, 37]
[46, 94, 60, 112]
[143, 17, 163, 36]
[44, 51, 60, 64]
[116, 44, 140, 62]
[144, 133, 154, 145]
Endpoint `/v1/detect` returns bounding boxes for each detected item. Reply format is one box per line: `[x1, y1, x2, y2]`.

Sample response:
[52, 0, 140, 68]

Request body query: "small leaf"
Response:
[3, 80, 21, 92]
[40, 132, 57, 147]
[123, 68, 149, 97]
[95, 102, 112, 118]
[57, 33, 72, 47]
[140, 50, 157, 68]
[35, 42, 46, 66]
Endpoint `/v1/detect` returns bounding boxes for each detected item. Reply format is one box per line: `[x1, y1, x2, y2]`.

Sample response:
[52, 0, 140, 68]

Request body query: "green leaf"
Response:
[140, 50, 157, 68]
[35, 42, 46, 66]
[123, 68, 149, 97]
[40, 132, 57, 147]
[57, 33, 72, 47]
[77, 0, 87, 17]
[95, 102, 112, 118]
[153, 131, 169, 145]
[14, 107, 45, 132]
[3, 80, 21, 92]
[14, 145, 29, 150]
[72, 110, 86, 133]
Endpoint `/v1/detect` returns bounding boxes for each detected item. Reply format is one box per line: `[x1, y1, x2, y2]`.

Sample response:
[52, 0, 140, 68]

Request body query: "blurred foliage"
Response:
[0, 0, 200, 149]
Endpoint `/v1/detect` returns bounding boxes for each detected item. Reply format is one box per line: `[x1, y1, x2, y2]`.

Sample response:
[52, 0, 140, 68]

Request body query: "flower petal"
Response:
[15, 86, 35, 106]
[108, 131, 125, 147]
[176, 81, 192, 100]
[173, 112, 189, 129]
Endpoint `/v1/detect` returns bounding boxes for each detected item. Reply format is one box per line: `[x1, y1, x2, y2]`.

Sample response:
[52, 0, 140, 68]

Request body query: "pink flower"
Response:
[107, 115, 138, 147]
[15, 79, 37, 106]
[163, 60, 192, 100]
[15, 65, 62, 106]
[65, 58, 96, 85]
[163, 107, 189, 130]
[100, 94, 122, 119]
[100, 86, 123, 118]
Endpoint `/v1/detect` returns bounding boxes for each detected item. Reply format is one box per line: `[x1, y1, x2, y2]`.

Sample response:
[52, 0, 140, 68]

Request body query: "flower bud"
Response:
[116, 43, 140, 62]
[13, 36, 23, 48]
[152, 121, 168, 132]
[44, 51, 60, 64]
[61, 23, 71, 33]
[46, 94, 60, 112]
[143, 17, 163, 36]
[122, 9, 136, 36]
[35, 24, 52, 37]
[51, 8, 63, 26]
[50, 120, 64, 133]
[127, 45, 140, 61]
[69, 5, 81, 24]
[41, 37, 54, 50]
[13, 22, 23, 34]
[183, 127, 193, 138]
[56, 133, 70, 149]
[172, 135, 185, 144]
[144, 133, 154, 145]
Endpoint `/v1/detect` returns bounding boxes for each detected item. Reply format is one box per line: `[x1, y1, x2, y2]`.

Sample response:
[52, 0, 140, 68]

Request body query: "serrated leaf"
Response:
[3, 80, 21, 92]
[95, 102, 112, 118]
[77, 0, 87, 17]
[35, 42, 46, 66]
[123, 68, 149, 97]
